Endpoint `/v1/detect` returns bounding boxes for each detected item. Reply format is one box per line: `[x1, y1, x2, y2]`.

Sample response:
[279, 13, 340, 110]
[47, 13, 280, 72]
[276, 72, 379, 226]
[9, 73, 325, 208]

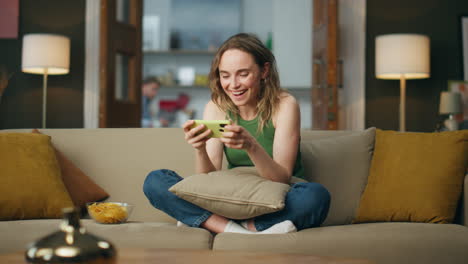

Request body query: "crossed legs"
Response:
[143, 169, 330, 234]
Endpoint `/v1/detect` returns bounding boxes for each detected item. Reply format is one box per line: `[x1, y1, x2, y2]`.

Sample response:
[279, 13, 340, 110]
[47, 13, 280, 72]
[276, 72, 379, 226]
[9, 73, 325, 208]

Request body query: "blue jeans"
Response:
[143, 169, 331, 231]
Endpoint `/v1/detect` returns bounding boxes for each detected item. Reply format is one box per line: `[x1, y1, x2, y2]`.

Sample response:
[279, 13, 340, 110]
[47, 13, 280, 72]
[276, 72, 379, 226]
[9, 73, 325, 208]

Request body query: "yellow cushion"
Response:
[169, 167, 290, 219]
[354, 129, 468, 224]
[0, 133, 74, 220]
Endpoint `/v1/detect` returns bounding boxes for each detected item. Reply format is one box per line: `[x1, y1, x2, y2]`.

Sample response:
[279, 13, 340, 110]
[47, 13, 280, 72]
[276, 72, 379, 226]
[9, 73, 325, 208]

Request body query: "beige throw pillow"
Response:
[301, 127, 376, 226]
[169, 167, 290, 219]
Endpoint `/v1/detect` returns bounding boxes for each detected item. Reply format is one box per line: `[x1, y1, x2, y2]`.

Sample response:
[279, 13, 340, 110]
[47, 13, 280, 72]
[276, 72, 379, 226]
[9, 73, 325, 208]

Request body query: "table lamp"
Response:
[22, 33, 70, 128]
[439, 91, 462, 131]
[375, 34, 430, 132]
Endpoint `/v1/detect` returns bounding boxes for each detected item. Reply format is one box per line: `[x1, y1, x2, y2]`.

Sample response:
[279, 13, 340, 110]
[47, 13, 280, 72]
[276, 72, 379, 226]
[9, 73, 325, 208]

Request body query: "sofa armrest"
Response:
[464, 173, 468, 227]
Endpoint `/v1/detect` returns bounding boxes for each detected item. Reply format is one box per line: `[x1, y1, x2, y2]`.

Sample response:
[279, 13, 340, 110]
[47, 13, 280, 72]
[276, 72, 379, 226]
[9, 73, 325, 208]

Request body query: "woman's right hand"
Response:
[182, 120, 212, 150]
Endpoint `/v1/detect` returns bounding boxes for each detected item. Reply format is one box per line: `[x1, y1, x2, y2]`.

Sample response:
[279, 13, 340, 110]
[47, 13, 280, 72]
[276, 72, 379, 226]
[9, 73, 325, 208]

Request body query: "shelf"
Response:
[143, 49, 216, 55]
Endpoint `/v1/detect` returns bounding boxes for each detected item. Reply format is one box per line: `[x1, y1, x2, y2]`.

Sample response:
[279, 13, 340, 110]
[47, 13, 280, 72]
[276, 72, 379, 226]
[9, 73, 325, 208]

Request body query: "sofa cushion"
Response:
[300, 127, 375, 226]
[0, 219, 213, 254]
[212, 222, 468, 264]
[169, 167, 290, 219]
[354, 129, 468, 224]
[32, 129, 109, 210]
[0, 133, 74, 220]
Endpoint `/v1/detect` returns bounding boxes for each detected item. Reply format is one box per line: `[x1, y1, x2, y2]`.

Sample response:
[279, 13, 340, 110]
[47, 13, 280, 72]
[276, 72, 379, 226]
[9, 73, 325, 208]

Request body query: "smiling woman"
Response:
[143, 33, 331, 235]
[209, 34, 283, 131]
[218, 49, 265, 114]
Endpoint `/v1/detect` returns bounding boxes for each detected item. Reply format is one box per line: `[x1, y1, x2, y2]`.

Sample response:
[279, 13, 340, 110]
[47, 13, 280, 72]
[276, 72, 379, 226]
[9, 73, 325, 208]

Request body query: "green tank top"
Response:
[224, 114, 305, 179]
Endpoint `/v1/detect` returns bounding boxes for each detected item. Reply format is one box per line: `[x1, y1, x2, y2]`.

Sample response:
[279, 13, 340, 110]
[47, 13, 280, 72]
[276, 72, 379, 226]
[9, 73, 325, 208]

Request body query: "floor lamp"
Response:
[375, 34, 430, 132]
[21, 34, 70, 128]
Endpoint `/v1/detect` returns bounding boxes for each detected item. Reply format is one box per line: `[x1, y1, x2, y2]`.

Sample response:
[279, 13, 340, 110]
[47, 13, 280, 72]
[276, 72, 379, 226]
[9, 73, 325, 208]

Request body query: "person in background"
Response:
[141, 77, 166, 128]
[143, 33, 330, 234]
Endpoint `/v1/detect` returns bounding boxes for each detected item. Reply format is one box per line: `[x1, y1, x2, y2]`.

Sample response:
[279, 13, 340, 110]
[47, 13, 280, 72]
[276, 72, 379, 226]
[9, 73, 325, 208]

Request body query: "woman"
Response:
[143, 33, 330, 234]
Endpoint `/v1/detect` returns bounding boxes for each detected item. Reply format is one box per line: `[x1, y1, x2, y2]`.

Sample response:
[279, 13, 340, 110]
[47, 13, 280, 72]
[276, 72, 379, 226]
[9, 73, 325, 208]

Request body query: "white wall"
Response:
[84, 0, 101, 128]
[272, 0, 312, 89]
[289, 89, 312, 129]
[241, 0, 272, 43]
[338, 0, 366, 130]
[143, 0, 170, 50]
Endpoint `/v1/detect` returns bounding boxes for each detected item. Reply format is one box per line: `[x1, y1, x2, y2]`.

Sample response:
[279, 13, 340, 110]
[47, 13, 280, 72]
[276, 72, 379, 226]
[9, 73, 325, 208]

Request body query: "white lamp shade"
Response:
[375, 34, 430, 80]
[22, 34, 70, 75]
[439, 91, 462, 114]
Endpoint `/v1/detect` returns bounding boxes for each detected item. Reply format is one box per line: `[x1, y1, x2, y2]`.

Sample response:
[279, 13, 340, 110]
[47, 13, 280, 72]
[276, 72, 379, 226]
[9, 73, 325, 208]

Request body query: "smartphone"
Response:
[190, 120, 231, 138]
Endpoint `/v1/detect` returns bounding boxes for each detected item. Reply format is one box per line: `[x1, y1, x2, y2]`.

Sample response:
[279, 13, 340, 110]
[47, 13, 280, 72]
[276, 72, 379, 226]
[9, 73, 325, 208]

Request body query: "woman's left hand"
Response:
[220, 124, 256, 150]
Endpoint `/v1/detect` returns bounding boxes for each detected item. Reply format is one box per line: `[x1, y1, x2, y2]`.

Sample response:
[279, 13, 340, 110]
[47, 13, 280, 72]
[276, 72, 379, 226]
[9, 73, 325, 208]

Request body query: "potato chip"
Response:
[87, 202, 128, 224]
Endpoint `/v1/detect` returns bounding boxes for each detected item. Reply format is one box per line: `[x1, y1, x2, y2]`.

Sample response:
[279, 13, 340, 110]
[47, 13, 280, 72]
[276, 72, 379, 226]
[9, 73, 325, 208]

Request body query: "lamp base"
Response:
[444, 115, 459, 131]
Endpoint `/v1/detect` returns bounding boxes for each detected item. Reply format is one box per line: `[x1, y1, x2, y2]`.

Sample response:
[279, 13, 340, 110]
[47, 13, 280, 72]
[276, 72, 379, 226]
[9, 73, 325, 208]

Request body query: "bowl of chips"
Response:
[86, 202, 134, 224]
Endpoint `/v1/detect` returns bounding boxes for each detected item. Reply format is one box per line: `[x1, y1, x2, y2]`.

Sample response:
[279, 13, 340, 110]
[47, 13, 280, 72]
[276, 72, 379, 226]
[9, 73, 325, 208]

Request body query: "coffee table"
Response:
[0, 248, 375, 264]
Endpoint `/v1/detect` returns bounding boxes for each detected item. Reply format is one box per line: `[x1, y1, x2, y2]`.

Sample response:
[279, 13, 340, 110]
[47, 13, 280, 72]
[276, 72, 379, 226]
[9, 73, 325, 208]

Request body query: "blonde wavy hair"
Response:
[209, 33, 286, 133]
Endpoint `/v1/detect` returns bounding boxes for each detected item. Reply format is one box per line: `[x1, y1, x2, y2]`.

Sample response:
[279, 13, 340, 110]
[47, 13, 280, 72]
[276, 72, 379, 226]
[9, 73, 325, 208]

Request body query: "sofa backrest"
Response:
[3, 128, 466, 226]
[4, 128, 194, 222]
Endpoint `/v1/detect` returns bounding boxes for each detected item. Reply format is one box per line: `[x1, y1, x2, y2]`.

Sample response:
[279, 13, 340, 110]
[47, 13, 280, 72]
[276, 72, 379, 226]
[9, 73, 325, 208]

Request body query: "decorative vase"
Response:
[25, 207, 117, 263]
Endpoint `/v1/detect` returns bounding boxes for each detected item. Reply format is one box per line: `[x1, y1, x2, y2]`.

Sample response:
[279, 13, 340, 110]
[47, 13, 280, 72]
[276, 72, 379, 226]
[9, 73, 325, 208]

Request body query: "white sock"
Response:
[224, 220, 297, 234]
[177, 221, 189, 227]
[224, 220, 256, 234]
[240, 220, 249, 229]
[258, 220, 297, 234]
